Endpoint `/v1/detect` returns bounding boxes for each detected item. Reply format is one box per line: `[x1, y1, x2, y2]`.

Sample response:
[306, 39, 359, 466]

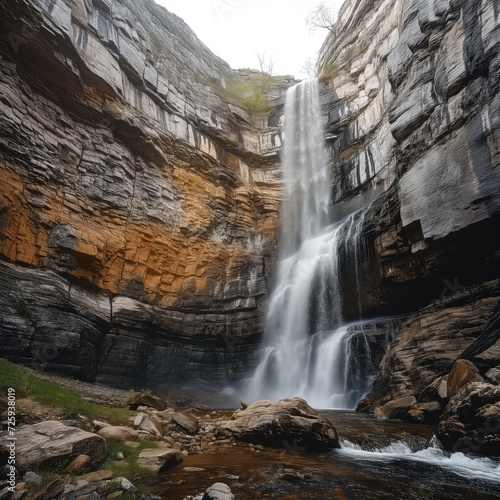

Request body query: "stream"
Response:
[154, 410, 500, 499]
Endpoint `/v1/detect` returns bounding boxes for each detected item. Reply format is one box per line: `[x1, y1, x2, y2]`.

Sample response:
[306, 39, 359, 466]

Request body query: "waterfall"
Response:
[243, 78, 391, 408]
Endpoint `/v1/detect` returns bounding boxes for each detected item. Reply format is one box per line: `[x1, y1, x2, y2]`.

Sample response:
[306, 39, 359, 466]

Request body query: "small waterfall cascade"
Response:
[244, 78, 390, 408]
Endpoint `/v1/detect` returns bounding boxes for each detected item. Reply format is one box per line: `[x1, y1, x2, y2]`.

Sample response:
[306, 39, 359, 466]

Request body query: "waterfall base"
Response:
[243, 320, 395, 409]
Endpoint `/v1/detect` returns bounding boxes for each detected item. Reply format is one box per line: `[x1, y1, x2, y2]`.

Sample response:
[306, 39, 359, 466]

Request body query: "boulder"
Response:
[374, 396, 417, 420]
[133, 412, 163, 437]
[172, 412, 199, 435]
[93, 420, 111, 430]
[136, 445, 183, 472]
[98, 426, 139, 442]
[419, 375, 449, 404]
[447, 359, 484, 398]
[202, 482, 234, 500]
[0, 421, 105, 472]
[220, 397, 339, 452]
[112, 477, 136, 492]
[435, 382, 500, 456]
[406, 402, 442, 424]
[128, 393, 169, 411]
[485, 367, 500, 385]
[355, 396, 374, 413]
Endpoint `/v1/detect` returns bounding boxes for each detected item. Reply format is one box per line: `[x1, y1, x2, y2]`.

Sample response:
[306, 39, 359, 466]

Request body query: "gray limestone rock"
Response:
[172, 412, 199, 435]
[0, 421, 105, 472]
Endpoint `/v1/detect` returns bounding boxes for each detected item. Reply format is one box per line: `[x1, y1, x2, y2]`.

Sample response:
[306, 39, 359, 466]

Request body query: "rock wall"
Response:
[2, 0, 499, 406]
[318, 0, 500, 407]
[0, 0, 288, 388]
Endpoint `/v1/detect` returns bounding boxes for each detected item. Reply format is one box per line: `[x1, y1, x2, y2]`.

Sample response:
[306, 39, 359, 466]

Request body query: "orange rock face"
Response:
[0, 0, 286, 386]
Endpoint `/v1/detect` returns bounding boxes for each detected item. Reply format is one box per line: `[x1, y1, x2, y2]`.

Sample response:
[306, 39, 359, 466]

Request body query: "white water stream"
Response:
[339, 439, 500, 484]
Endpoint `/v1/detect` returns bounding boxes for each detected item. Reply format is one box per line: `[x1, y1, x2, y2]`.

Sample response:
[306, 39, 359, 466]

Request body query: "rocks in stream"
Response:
[185, 482, 235, 500]
[221, 397, 340, 452]
[202, 482, 235, 500]
[435, 382, 500, 456]
[366, 358, 500, 428]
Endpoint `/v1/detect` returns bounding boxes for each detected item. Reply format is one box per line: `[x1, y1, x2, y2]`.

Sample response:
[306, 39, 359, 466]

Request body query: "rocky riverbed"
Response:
[2, 368, 500, 500]
[0, 370, 340, 500]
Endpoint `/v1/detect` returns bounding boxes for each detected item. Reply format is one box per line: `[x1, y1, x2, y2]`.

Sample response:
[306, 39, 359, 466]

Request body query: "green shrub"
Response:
[203, 73, 272, 114]
[319, 62, 338, 84]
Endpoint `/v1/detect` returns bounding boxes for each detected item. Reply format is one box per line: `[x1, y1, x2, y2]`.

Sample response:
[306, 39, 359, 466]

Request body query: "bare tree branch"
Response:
[256, 51, 276, 76]
[306, 3, 337, 34]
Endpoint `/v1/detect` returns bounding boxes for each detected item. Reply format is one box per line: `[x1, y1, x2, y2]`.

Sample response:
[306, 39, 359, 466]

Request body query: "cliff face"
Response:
[2, 0, 499, 406]
[0, 0, 287, 388]
[318, 0, 500, 406]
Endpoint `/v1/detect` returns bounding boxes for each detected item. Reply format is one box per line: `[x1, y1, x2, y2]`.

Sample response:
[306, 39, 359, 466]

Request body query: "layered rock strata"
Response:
[317, 0, 500, 409]
[0, 0, 287, 387]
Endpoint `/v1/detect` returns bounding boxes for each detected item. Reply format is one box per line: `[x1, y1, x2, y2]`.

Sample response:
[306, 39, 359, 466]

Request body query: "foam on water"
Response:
[339, 439, 500, 483]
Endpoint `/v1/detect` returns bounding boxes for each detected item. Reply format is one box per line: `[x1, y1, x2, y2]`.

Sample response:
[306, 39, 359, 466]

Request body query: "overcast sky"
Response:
[154, 1, 345, 78]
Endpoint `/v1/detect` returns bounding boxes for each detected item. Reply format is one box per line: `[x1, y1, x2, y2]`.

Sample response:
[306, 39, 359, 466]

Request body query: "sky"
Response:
[155, 0, 345, 78]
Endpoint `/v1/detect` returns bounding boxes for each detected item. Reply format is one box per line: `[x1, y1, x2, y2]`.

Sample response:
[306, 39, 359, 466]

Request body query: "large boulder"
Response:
[220, 398, 339, 452]
[0, 421, 105, 472]
[435, 382, 500, 456]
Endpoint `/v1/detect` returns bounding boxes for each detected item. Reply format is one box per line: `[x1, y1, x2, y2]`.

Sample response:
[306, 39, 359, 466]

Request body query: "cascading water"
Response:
[243, 78, 391, 408]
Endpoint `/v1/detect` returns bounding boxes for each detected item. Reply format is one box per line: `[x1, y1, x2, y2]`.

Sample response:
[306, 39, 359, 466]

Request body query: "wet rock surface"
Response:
[435, 382, 500, 456]
[317, 0, 500, 410]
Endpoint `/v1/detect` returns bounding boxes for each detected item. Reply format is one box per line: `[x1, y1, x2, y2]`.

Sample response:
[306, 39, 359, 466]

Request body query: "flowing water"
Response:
[243, 78, 385, 408]
[155, 411, 500, 499]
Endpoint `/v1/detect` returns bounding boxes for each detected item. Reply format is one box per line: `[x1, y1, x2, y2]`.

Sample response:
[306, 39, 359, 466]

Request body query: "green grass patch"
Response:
[0, 358, 133, 424]
[203, 73, 272, 114]
[104, 439, 159, 482]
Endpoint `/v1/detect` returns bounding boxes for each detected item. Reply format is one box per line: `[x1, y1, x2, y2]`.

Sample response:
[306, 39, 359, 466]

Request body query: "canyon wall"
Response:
[1, 0, 499, 409]
[0, 0, 288, 390]
[318, 0, 500, 408]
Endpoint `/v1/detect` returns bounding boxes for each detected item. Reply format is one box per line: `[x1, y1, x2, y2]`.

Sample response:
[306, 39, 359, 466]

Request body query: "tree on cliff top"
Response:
[306, 3, 337, 34]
